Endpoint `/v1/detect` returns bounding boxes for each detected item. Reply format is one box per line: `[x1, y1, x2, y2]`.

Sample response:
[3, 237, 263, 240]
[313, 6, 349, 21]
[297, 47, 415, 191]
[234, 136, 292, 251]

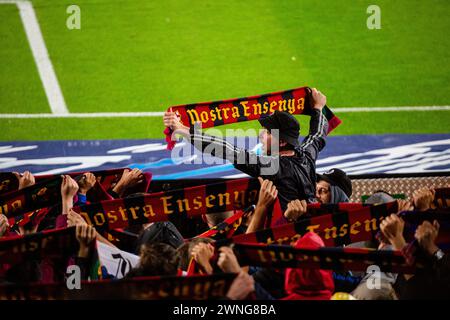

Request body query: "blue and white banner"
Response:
[0, 134, 449, 179]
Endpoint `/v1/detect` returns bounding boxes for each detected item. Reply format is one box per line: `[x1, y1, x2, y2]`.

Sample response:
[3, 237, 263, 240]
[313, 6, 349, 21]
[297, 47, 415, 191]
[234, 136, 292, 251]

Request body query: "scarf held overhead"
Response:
[0, 273, 237, 300]
[0, 227, 78, 265]
[230, 202, 400, 247]
[75, 178, 260, 231]
[164, 87, 342, 149]
[233, 243, 421, 273]
[0, 169, 152, 218]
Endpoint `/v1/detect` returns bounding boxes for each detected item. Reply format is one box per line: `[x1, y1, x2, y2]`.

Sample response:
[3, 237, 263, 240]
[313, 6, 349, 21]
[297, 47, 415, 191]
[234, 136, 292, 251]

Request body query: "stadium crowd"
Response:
[0, 89, 448, 300]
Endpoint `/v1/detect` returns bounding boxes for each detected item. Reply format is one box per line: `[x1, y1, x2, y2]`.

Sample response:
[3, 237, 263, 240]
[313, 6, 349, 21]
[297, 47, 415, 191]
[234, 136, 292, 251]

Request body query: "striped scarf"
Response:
[164, 87, 341, 150]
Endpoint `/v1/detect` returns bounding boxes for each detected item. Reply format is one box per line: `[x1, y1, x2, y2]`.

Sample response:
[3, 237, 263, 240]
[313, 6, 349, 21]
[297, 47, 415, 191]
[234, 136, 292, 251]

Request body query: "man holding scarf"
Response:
[163, 88, 328, 214]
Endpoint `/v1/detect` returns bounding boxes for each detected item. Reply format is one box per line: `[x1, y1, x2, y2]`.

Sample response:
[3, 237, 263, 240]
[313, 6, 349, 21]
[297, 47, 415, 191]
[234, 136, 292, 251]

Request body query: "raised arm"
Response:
[163, 113, 279, 177]
[299, 88, 329, 161]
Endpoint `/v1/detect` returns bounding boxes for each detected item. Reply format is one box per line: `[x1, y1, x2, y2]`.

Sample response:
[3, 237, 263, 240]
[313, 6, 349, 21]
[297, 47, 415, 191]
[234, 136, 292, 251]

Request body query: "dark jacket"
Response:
[395, 252, 450, 299]
[188, 109, 328, 212]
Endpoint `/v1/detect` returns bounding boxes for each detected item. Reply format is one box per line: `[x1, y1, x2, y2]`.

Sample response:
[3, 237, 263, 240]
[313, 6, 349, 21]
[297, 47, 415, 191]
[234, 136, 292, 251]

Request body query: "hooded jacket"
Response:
[282, 232, 334, 300]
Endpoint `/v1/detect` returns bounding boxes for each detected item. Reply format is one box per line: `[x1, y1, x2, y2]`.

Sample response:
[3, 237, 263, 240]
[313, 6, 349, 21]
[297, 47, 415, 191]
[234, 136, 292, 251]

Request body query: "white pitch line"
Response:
[332, 106, 450, 112]
[0, 112, 165, 118]
[1, 0, 69, 114]
[0, 106, 449, 118]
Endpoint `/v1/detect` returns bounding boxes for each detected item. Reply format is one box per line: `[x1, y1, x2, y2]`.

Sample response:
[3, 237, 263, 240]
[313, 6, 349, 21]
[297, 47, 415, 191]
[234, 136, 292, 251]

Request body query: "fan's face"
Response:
[259, 128, 274, 154]
[316, 180, 331, 204]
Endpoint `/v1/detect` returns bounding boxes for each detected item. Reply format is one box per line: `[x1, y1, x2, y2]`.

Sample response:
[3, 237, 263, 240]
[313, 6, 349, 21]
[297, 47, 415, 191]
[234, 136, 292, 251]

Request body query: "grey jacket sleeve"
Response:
[188, 126, 279, 177]
[299, 108, 328, 161]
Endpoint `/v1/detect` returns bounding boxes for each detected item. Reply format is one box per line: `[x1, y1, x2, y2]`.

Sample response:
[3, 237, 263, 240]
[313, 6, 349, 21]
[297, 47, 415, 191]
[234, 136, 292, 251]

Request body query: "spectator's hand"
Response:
[163, 110, 189, 133]
[112, 168, 144, 197]
[67, 209, 87, 227]
[76, 224, 96, 258]
[217, 246, 241, 273]
[191, 242, 215, 274]
[397, 199, 414, 213]
[226, 271, 255, 300]
[311, 88, 326, 110]
[284, 199, 307, 222]
[415, 220, 440, 256]
[13, 171, 35, 190]
[0, 214, 9, 237]
[412, 188, 435, 211]
[256, 177, 278, 208]
[380, 214, 406, 250]
[61, 175, 79, 199]
[77, 172, 96, 195]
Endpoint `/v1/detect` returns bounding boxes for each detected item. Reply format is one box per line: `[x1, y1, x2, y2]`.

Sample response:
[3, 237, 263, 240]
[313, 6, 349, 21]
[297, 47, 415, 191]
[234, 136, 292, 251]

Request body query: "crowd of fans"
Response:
[0, 166, 448, 300]
[0, 90, 448, 299]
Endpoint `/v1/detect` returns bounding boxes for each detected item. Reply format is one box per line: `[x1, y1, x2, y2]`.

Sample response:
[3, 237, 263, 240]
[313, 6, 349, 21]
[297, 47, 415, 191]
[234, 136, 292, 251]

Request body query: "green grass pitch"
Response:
[1, 0, 449, 141]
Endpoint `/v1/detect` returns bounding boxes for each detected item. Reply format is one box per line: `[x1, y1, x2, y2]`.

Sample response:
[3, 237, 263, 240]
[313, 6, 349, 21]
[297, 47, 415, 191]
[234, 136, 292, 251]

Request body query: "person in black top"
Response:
[163, 88, 328, 214]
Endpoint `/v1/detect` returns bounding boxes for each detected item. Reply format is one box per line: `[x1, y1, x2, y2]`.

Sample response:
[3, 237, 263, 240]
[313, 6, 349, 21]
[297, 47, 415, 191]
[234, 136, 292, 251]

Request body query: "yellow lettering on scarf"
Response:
[324, 226, 338, 239]
[107, 210, 118, 224]
[279, 251, 294, 262]
[297, 98, 305, 112]
[93, 212, 106, 226]
[143, 205, 155, 217]
[253, 103, 261, 115]
[193, 196, 203, 210]
[176, 199, 190, 213]
[205, 195, 215, 208]
[364, 218, 377, 232]
[278, 99, 286, 112]
[276, 236, 289, 244]
[128, 206, 140, 220]
[306, 224, 320, 233]
[270, 101, 278, 112]
[118, 206, 128, 221]
[233, 190, 245, 209]
[200, 111, 209, 123]
[161, 196, 174, 214]
[240, 101, 250, 117]
[350, 221, 361, 235]
[232, 106, 240, 118]
[339, 223, 349, 237]
[217, 193, 230, 206]
[257, 249, 268, 263]
[222, 107, 230, 119]
[186, 109, 200, 123]
[214, 106, 223, 121]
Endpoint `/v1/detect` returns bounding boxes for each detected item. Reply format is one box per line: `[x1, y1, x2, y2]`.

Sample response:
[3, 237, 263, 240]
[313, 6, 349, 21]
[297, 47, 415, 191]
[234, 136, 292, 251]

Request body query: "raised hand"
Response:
[217, 246, 241, 273]
[191, 242, 215, 274]
[77, 172, 96, 195]
[13, 171, 35, 190]
[284, 199, 308, 222]
[257, 177, 278, 208]
[415, 220, 440, 256]
[380, 214, 406, 250]
[311, 88, 326, 110]
[112, 168, 144, 197]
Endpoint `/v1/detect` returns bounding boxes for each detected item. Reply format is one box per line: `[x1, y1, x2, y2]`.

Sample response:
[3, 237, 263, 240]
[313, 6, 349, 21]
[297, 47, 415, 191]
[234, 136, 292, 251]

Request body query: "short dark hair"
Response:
[128, 242, 180, 277]
[205, 211, 233, 227]
[176, 237, 214, 271]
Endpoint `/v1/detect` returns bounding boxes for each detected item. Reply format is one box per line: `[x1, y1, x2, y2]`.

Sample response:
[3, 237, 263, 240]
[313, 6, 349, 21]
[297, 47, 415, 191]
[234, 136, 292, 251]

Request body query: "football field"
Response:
[1, 0, 449, 141]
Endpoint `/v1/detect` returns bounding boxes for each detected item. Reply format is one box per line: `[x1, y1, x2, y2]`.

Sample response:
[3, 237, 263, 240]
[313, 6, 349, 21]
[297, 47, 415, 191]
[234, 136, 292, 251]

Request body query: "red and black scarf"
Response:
[0, 227, 77, 265]
[0, 169, 152, 218]
[232, 242, 421, 273]
[164, 87, 342, 149]
[0, 273, 237, 300]
[74, 178, 260, 232]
